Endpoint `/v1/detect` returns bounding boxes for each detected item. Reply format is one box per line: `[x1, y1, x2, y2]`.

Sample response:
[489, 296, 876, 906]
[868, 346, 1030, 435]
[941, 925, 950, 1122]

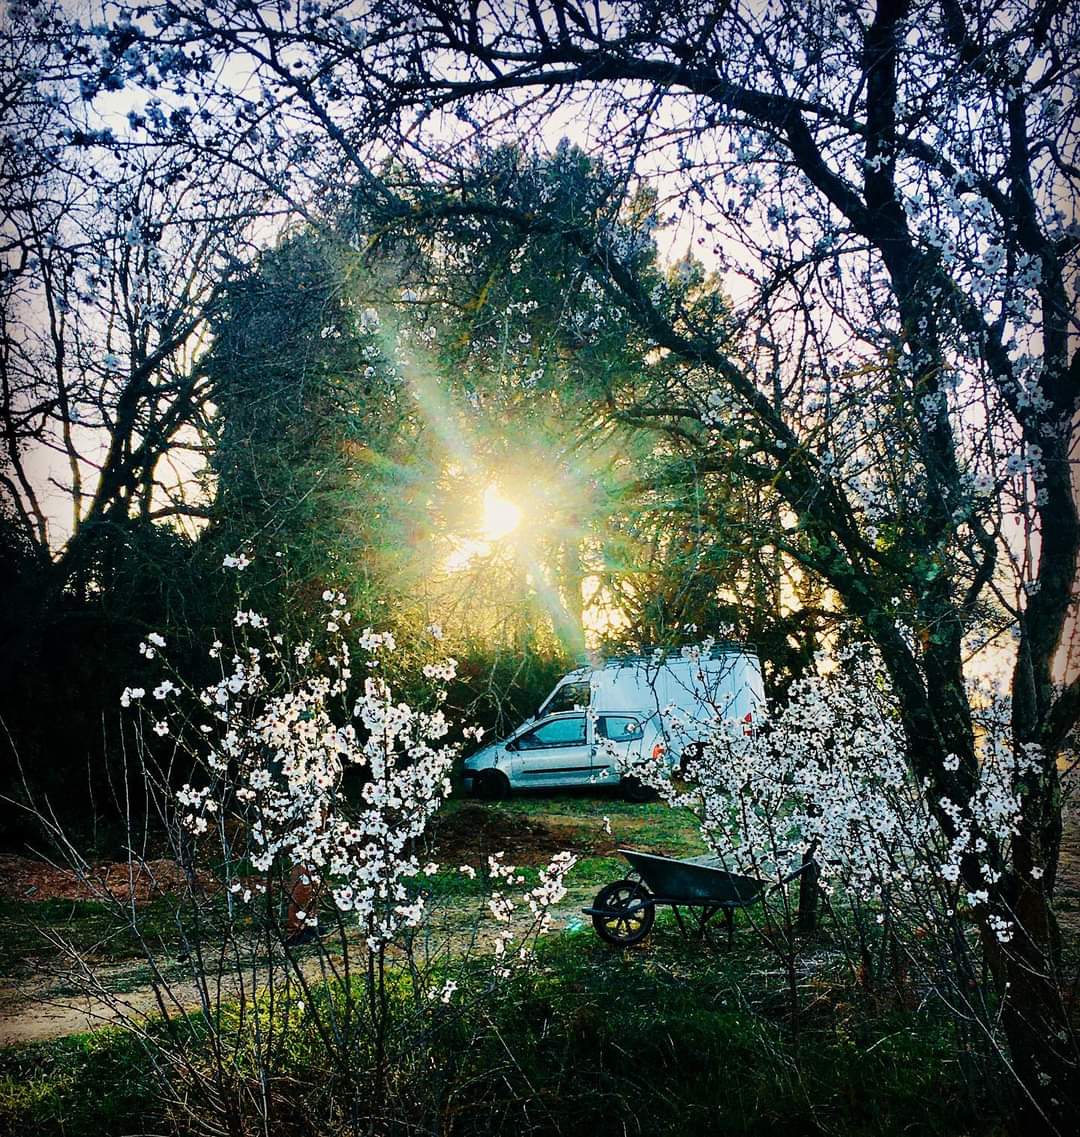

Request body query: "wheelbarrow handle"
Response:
[766, 858, 817, 894]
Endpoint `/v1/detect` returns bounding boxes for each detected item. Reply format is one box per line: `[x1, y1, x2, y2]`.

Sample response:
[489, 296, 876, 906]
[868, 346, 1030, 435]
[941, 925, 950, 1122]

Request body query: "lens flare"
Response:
[480, 484, 522, 541]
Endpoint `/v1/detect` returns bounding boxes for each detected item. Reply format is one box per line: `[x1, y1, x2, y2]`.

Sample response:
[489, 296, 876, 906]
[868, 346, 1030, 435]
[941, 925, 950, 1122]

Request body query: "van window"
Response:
[545, 680, 591, 713]
[598, 716, 643, 742]
[516, 715, 587, 749]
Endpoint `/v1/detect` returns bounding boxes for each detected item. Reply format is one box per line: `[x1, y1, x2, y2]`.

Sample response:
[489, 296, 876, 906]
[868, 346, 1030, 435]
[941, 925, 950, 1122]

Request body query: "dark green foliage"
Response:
[1, 230, 426, 850]
[0, 515, 225, 850]
[204, 229, 409, 635]
[443, 642, 570, 749]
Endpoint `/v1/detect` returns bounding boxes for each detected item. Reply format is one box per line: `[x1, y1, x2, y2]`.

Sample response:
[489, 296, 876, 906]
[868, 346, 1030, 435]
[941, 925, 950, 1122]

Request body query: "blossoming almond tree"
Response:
[620, 645, 1070, 958]
[36, 569, 578, 1132]
[598, 646, 1076, 1118]
[139, 577, 574, 949]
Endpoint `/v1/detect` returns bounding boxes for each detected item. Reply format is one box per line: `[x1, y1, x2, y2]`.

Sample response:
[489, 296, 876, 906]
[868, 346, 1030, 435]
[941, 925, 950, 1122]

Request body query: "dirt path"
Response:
[3, 796, 1075, 1049]
[0, 887, 598, 1047]
[0, 800, 615, 1047]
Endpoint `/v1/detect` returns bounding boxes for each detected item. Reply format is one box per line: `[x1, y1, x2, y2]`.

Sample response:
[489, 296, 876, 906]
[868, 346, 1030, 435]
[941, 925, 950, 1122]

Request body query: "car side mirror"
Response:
[506, 739, 518, 752]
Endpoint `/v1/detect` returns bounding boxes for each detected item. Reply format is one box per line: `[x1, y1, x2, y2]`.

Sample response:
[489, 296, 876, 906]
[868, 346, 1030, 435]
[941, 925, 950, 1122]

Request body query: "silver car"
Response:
[462, 710, 662, 802]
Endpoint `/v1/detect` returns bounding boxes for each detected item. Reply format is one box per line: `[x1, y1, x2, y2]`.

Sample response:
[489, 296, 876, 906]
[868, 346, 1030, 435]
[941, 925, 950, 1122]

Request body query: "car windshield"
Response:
[544, 680, 590, 714]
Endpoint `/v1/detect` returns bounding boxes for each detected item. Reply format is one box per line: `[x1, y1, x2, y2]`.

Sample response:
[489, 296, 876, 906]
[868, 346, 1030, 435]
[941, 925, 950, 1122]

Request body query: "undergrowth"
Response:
[0, 921, 999, 1137]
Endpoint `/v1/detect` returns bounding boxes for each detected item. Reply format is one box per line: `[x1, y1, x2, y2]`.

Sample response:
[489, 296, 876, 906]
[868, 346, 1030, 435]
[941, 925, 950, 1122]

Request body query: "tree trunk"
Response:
[983, 892, 1079, 1136]
[796, 849, 820, 934]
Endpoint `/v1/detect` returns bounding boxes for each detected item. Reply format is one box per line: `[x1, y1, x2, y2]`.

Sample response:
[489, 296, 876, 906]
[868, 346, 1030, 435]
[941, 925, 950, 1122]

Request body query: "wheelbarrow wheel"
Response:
[590, 879, 655, 946]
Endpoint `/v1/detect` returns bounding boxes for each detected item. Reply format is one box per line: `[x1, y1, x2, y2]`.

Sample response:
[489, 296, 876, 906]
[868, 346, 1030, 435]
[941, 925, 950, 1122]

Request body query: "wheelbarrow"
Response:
[583, 848, 814, 946]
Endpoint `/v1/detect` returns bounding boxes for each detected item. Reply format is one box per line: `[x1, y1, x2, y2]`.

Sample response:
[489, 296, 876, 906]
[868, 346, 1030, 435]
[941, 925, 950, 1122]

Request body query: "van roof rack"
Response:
[573, 641, 756, 666]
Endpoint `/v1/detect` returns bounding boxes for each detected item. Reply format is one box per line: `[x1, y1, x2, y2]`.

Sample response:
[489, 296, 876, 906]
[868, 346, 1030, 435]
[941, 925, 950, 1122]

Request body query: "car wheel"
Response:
[622, 775, 658, 803]
[476, 769, 510, 801]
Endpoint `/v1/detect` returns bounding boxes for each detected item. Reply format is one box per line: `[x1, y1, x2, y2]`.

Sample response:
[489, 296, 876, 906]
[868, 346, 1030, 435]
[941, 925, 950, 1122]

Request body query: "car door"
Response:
[508, 713, 593, 787]
[595, 714, 647, 781]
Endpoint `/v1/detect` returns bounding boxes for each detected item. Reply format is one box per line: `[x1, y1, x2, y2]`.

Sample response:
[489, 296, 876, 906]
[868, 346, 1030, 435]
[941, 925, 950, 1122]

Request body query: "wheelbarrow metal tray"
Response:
[618, 849, 764, 905]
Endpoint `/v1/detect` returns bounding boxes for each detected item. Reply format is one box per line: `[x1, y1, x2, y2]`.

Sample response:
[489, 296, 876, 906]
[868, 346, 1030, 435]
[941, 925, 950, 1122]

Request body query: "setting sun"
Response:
[443, 483, 524, 572]
[480, 484, 522, 541]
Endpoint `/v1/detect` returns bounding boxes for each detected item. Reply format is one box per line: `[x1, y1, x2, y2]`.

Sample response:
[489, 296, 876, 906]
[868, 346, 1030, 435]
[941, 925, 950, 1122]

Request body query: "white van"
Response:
[462, 648, 764, 801]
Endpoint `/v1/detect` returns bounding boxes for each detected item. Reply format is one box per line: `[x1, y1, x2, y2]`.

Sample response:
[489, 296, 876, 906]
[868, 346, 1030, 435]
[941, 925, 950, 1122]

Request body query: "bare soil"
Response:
[429, 804, 578, 863]
[429, 803, 696, 864]
[0, 854, 217, 905]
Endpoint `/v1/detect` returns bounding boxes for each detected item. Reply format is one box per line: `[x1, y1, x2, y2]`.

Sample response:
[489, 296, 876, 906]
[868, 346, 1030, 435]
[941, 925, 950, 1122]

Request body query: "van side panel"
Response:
[661, 657, 761, 713]
[593, 666, 655, 714]
[593, 653, 764, 750]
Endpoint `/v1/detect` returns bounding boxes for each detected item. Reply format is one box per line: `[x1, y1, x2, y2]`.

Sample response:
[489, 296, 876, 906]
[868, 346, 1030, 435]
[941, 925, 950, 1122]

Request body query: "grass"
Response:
[0, 920, 996, 1136]
[487, 792, 708, 855]
[457, 929, 984, 1137]
[0, 896, 189, 974]
[0, 1029, 161, 1137]
[0, 795, 1010, 1134]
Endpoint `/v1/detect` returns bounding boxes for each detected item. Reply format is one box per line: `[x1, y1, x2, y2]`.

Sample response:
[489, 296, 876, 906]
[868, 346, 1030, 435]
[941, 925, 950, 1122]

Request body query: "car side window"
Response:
[516, 715, 587, 749]
[598, 716, 642, 743]
[545, 680, 591, 714]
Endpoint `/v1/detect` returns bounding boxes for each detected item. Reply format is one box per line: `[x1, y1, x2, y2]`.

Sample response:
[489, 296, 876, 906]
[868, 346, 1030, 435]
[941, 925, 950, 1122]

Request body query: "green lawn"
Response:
[0, 1028, 161, 1137]
[0, 917, 995, 1137]
[0, 788, 1008, 1135]
[0, 896, 190, 974]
